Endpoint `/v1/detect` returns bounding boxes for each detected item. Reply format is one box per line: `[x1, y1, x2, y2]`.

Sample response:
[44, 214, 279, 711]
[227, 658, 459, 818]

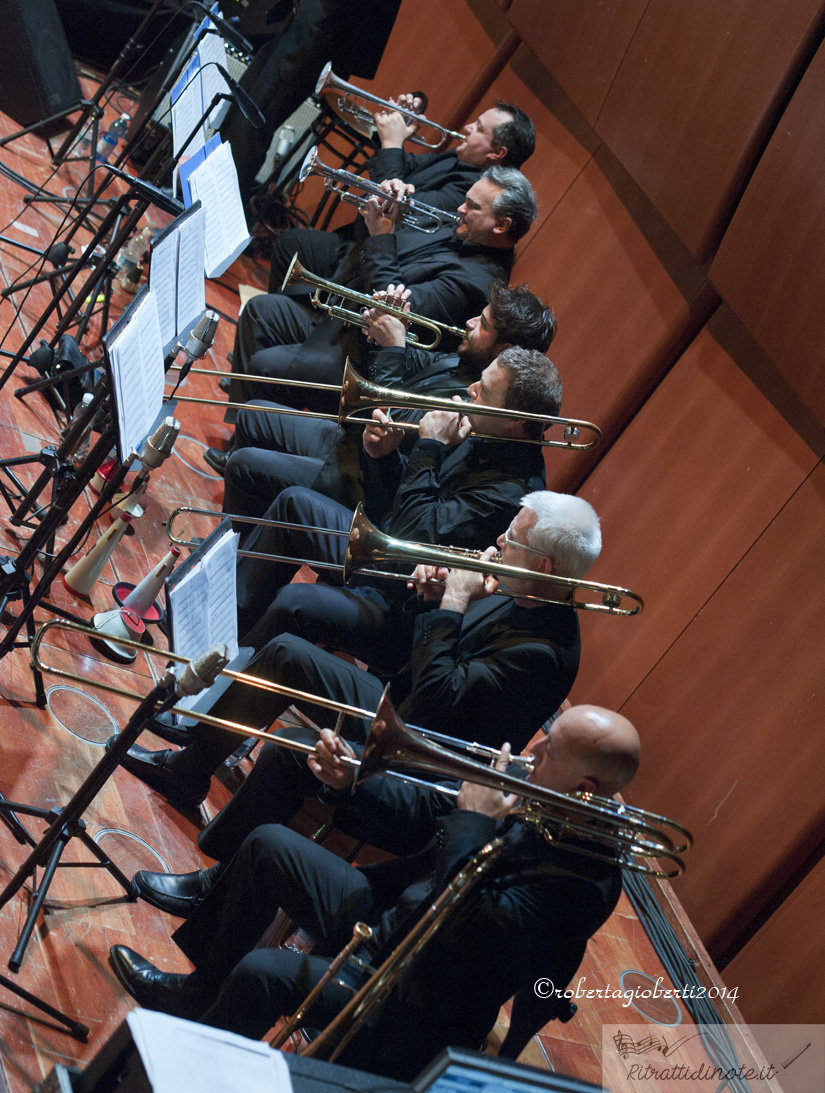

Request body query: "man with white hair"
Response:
[112, 491, 603, 877]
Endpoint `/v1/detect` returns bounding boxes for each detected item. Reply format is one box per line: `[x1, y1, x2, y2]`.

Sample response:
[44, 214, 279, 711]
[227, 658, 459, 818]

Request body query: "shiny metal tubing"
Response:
[315, 63, 463, 150]
[358, 691, 692, 877]
[31, 619, 529, 769]
[165, 502, 642, 616]
[282, 255, 464, 350]
[299, 147, 461, 233]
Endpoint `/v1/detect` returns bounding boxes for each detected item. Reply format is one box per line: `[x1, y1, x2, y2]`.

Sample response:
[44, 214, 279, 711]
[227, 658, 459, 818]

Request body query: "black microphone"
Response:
[214, 63, 266, 130]
[189, 2, 254, 55]
[106, 165, 185, 217]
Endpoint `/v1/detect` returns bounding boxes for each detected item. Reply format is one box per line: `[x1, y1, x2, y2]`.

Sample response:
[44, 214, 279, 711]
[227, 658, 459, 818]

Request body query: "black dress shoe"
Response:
[106, 737, 210, 808]
[132, 863, 224, 917]
[218, 374, 232, 393]
[203, 446, 230, 475]
[144, 710, 195, 747]
[109, 946, 207, 1019]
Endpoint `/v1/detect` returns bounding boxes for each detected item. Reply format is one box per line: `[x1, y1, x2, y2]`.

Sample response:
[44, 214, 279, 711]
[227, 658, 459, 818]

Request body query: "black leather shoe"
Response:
[109, 946, 207, 1019]
[218, 374, 231, 393]
[144, 711, 195, 747]
[203, 446, 230, 475]
[106, 737, 210, 808]
[132, 863, 224, 917]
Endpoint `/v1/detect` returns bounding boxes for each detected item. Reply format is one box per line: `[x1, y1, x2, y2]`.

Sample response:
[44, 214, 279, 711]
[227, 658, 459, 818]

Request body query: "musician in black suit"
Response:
[266, 99, 536, 292]
[222, 167, 537, 428]
[109, 491, 599, 826]
[218, 280, 556, 514]
[108, 705, 639, 1081]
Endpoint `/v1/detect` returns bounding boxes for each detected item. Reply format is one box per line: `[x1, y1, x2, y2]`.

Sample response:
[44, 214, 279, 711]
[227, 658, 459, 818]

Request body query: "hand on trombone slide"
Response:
[308, 728, 359, 790]
[418, 397, 473, 446]
[362, 407, 405, 459]
[456, 742, 520, 819]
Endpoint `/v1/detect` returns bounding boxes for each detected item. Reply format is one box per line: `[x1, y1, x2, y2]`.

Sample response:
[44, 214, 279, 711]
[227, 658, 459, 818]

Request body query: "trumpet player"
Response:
[213, 280, 556, 523]
[108, 706, 639, 1081]
[268, 100, 536, 292]
[223, 168, 537, 419]
[109, 492, 599, 824]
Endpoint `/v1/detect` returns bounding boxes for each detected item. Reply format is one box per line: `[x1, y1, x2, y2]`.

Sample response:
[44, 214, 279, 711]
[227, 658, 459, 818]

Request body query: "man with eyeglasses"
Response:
[110, 492, 602, 871]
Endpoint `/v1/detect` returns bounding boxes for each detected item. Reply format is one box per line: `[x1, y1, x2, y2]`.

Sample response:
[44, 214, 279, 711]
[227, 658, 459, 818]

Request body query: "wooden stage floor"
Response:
[0, 88, 771, 1093]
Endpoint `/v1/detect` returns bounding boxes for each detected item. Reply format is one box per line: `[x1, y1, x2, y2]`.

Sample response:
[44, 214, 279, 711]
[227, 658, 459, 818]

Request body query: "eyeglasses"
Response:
[501, 527, 547, 558]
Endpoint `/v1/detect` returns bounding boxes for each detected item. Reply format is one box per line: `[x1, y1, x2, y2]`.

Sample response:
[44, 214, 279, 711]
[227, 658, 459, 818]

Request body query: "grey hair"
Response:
[483, 166, 538, 242]
[520, 491, 602, 579]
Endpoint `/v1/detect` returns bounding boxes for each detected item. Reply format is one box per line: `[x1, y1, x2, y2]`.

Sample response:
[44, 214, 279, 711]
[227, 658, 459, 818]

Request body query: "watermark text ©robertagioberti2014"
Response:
[533, 975, 740, 1009]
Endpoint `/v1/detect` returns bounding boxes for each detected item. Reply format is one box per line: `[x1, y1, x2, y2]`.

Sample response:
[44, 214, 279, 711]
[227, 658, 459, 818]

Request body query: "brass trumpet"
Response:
[282, 255, 465, 350]
[168, 359, 602, 451]
[299, 147, 461, 233]
[165, 503, 644, 616]
[316, 63, 463, 150]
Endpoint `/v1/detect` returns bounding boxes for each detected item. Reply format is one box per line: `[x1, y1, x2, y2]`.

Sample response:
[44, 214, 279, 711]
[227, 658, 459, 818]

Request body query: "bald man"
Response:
[109, 706, 639, 1081]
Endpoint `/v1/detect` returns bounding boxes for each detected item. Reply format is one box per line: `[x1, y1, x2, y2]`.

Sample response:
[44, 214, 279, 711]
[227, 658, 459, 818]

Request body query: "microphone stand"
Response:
[0, 173, 181, 403]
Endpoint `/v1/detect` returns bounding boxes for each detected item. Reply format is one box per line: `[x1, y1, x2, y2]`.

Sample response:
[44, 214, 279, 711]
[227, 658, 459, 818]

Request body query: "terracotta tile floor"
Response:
[0, 82, 768, 1093]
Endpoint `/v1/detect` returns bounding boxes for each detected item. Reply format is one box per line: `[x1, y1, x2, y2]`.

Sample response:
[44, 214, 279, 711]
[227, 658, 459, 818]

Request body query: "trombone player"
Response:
[214, 279, 556, 517]
[108, 705, 640, 1081]
[110, 492, 601, 838]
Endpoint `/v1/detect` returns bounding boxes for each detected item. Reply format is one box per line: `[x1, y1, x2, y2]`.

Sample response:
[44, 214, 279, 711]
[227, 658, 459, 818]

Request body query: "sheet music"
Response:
[188, 141, 251, 277]
[108, 291, 165, 456]
[198, 29, 230, 130]
[169, 525, 239, 711]
[171, 54, 207, 159]
[149, 231, 178, 346]
[150, 206, 206, 347]
[127, 1011, 292, 1093]
[177, 206, 207, 333]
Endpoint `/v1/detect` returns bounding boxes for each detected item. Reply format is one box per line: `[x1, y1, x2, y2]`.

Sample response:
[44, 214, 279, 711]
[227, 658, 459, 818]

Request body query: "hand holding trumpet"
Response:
[361, 283, 411, 346]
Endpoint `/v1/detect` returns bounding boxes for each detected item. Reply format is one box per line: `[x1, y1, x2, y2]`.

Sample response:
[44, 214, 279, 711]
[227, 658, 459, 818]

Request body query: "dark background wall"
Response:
[354, 0, 825, 1027]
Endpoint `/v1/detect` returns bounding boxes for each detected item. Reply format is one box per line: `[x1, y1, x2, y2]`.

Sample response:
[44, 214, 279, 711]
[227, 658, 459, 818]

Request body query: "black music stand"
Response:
[0, 678, 178, 970]
[0, 293, 169, 705]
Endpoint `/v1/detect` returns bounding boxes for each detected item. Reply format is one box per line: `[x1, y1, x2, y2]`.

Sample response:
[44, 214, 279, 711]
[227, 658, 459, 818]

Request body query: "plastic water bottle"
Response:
[96, 113, 130, 164]
[67, 393, 95, 467]
[116, 226, 154, 293]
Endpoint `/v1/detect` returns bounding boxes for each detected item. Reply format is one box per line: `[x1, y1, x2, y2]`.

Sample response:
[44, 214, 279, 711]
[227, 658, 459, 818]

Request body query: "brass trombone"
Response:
[165, 502, 644, 616]
[299, 147, 461, 234]
[282, 255, 465, 350]
[315, 63, 464, 150]
[30, 620, 529, 771]
[31, 622, 691, 878]
[168, 358, 602, 451]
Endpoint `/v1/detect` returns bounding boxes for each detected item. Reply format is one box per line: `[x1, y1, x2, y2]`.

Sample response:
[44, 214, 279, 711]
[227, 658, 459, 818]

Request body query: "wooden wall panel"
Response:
[358, 0, 501, 122]
[595, 0, 825, 260]
[511, 157, 700, 491]
[467, 43, 596, 248]
[709, 38, 825, 431]
[726, 857, 825, 1024]
[617, 462, 825, 958]
[507, 0, 647, 126]
[572, 317, 817, 714]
